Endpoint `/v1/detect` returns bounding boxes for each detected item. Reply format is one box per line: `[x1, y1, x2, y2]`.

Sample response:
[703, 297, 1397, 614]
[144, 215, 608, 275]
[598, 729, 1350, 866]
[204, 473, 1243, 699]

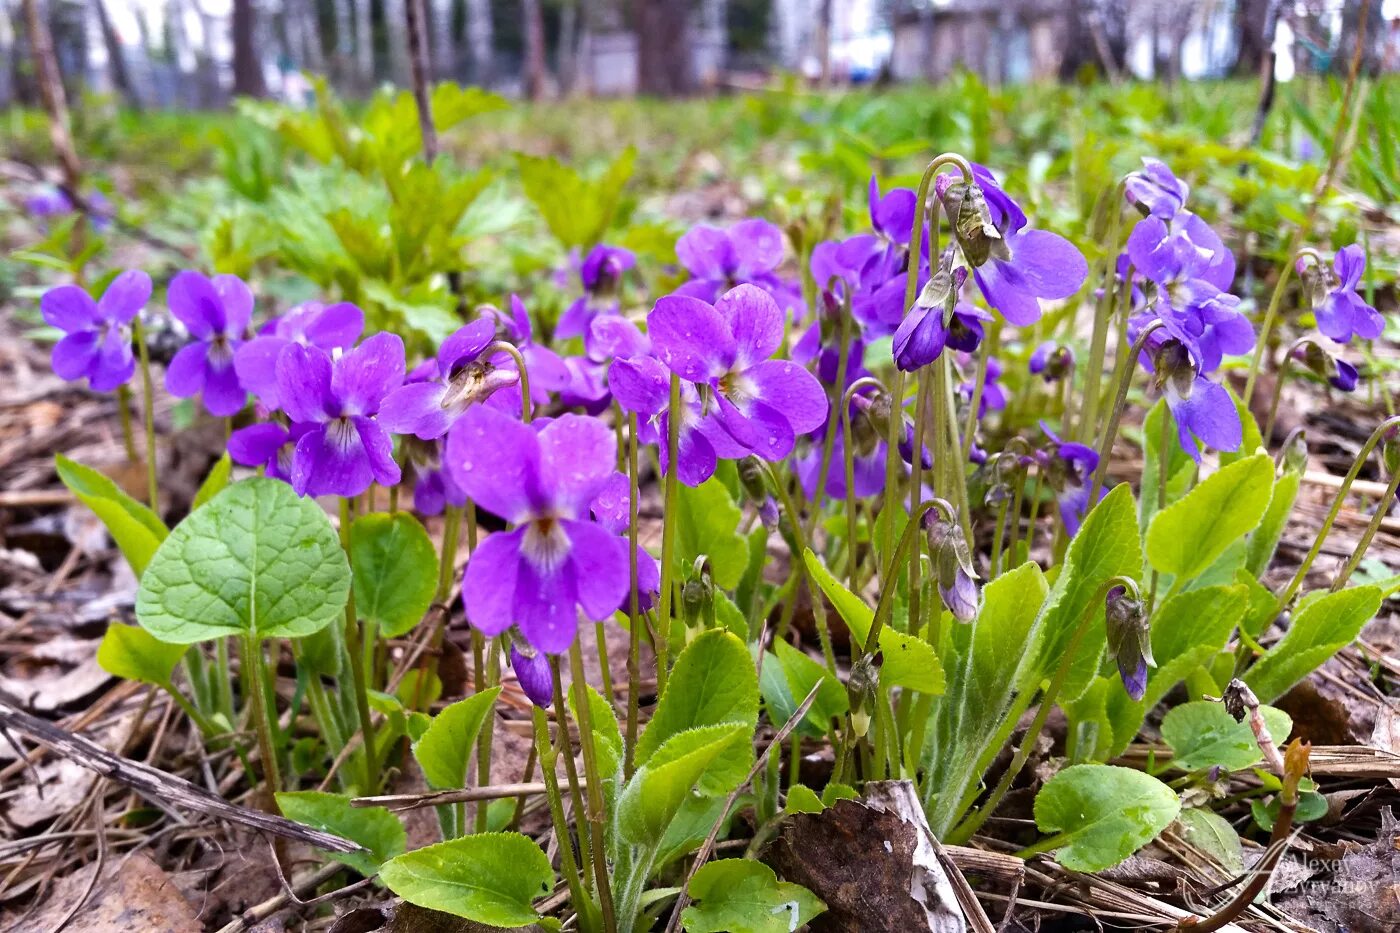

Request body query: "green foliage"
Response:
[1139, 400, 1194, 530]
[350, 512, 438, 637]
[1243, 586, 1383, 702]
[275, 791, 406, 876]
[1146, 454, 1274, 583]
[413, 687, 503, 789]
[1161, 701, 1292, 771]
[379, 833, 553, 926]
[681, 859, 825, 933]
[675, 477, 749, 590]
[617, 723, 751, 845]
[1175, 808, 1243, 875]
[96, 623, 187, 687]
[517, 146, 635, 249]
[55, 454, 167, 578]
[768, 638, 847, 733]
[1033, 764, 1180, 872]
[136, 478, 350, 643]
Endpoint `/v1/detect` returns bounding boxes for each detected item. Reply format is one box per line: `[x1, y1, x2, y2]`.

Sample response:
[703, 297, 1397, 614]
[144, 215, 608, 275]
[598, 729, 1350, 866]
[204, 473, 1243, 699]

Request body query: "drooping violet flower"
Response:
[482, 296, 571, 414]
[510, 643, 554, 708]
[26, 187, 112, 230]
[379, 319, 516, 439]
[959, 356, 1007, 418]
[555, 244, 635, 341]
[276, 332, 406, 497]
[1029, 341, 1074, 381]
[1105, 584, 1153, 700]
[937, 164, 1088, 326]
[649, 284, 828, 463]
[234, 301, 364, 411]
[40, 270, 150, 392]
[1154, 339, 1241, 462]
[1294, 341, 1359, 393]
[1037, 422, 1102, 537]
[1308, 245, 1384, 344]
[675, 219, 803, 319]
[228, 421, 310, 482]
[893, 290, 986, 372]
[445, 407, 629, 653]
[165, 271, 253, 417]
[926, 514, 980, 622]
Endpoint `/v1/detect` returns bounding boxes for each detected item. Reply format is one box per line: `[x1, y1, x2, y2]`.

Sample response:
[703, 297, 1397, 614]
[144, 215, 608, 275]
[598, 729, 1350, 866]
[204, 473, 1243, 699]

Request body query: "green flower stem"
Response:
[1146, 410, 1173, 616]
[568, 641, 619, 933]
[115, 383, 138, 462]
[214, 637, 237, 724]
[1006, 468, 1027, 567]
[1332, 463, 1400, 592]
[1074, 179, 1127, 445]
[531, 705, 592, 930]
[879, 368, 907, 584]
[938, 356, 973, 542]
[948, 576, 1136, 845]
[841, 377, 885, 591]
[624, 413, 642, 777]
[656, 374, 682, 696]
[1276, 414, 1400, 611]
[1087, 319, 1166, 506]
[593, 621, 615, 709]
[488, 340, 533, 423]
[473, 636, 500, 834]
[804, 279, 854, 547]
[163, 682, 218, 740]
[131, 318, 159, 508]
[1243, 247, 1322, 406]
[241, 633, 283, 806]
[549, 659, 593, 894]
[1262, 338, 1311, 445]
[961, 320, 1000, 460]
[761, 461, 836, 675]
[339, 498, 378, 793]
[990, 495, 1009, 578]
[864, 498, 949, 656]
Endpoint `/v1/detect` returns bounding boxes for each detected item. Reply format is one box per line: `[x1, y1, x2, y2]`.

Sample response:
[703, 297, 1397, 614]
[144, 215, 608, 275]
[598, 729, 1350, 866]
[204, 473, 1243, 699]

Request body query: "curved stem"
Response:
[1276, 414, 1400, 611]
[1088, 319, 1166, 505]
[1244, 248, 1324, 406]
[1332, 466, 1400, 592]
[487, 340, 532, 423]
[132, 319, 159, 509]
[864, 498, 952, 656]
[1262, 338, 1311, 445]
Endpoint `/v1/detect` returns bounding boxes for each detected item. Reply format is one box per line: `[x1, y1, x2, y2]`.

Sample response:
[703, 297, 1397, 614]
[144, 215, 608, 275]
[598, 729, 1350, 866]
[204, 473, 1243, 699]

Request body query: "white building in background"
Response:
[771, 0, 891, 80]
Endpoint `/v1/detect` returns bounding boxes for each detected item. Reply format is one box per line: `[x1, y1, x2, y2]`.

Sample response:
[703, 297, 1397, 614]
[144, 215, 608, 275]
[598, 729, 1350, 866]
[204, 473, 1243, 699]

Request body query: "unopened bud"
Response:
[1105, 583, 1153, 700]
[509, 640, 554, 709]
[1281, 430, 1308, 474]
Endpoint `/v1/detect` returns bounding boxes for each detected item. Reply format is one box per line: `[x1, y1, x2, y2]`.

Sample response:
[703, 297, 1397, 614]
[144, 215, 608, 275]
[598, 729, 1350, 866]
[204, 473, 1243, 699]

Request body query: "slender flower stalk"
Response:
[1243, 247, 1323, 406]
[1088, 319, 1166, 505]
[242, 634, 283, 808]
[961, 321, 1000, 460]
[624, 413, 642, 775]
[132, 318, 159, 507]
[1331, 462, 1400, 592]
[549, 660, 593, 894]
[805, 279, 853, 545]
[339, 498, 378, 793]
[1074, 179, 1128, 445]
[568, 642, 618, 933]
[115, 384, 137, 462]
[1276, 414, 1400, 611]
[655, 374, 682, 695]
[840, 377, 885, 590]
[531, 705, 590, 927]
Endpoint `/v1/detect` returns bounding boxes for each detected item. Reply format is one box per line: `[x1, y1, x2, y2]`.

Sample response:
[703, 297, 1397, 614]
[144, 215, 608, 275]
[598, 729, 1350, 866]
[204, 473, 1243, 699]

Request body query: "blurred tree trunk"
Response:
[1059, 0, 1125, 82]
[94, 0, 139, 108]
[355, 0, 373, 88]
[1338, 0, 1383, 77]
[522, 0, 547, 99]
[1231, 0, 1271, 76]
[558, 0, 577, 94]
[232, 0, 266, 97]
[466, 0, 491, 83]
[636, 0, 691, 96]
[386, 0, 411, 85]
[816, 0, 831, 85]
[429, 0, 452, 78]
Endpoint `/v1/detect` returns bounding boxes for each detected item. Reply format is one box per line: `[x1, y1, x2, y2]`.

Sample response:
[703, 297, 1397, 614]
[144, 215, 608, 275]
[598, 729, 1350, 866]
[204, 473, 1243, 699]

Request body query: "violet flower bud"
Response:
[510, 642, 554, 709]
[925, 515, 980, 622]
[1105, 584, 1154, 701]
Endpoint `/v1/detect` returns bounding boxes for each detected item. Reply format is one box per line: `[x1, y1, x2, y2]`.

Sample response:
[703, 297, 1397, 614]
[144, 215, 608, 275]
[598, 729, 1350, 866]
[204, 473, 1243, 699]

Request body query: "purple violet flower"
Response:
[165, 271, 254, 417]
[1310, 245, 1384, 344]
[482, 296, 572, 414]
[510, 644, 555, 708]
[379, 319, 516, 439]
[41, 270, 150, 392]
[556, 244, 635, 341]
[647, 284, 828, 473]
[1154, 340, 1242, 462]
[228, 421, 311, 481]
[276, 332, 406, 497]
[675, 219, 803, 319]
[234, 301, 364, 411]
[445, 406, 630, 653]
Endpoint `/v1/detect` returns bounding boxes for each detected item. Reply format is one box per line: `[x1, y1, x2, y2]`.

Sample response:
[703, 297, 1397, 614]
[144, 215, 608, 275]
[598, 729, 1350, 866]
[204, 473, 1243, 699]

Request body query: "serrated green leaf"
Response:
[802, 548, 873, 644]
[136, 478, 349, 643]
[783, 785, 825, 814]
[379, 832, 552, 926]
[1147, 454, 1274, 581]
[1161, 701, 1292, 771]
[1143, 585, 1248, 710]
[1033, 764, 1180, 872]
[1247, 469, 1299, 577]
[569, 681, 624, 784]
[351, 512, 438, 637]
[618, 723, 750, 845]
[56, 454, 167, 578]
[638, 630, 758, 794]
[681, 859, 825, 933]
[1243, 586, 1383, 702]
[674, 477, 748, 590]
[276, 790, 406, 876]
[413, 686, 503, 789]
[772, 639, 847, 732]
[96, 623, 187, 686]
